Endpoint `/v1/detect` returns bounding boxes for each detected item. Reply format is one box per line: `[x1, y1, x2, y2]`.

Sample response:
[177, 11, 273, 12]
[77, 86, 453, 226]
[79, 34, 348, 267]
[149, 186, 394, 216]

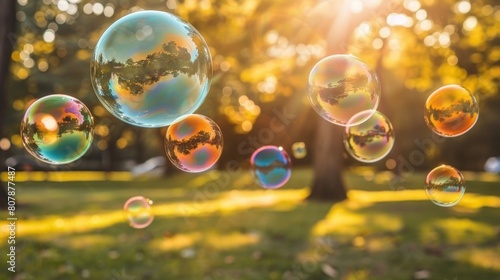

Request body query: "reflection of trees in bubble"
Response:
[93, 40, 206, 101]
[428, 175, 463, 193]
[426, 99, 476, 123]
[349, 124, 393, 148]
[20, 121, 44, 159]
[314, 74, 372, 106]
[165, 129, 222, 167]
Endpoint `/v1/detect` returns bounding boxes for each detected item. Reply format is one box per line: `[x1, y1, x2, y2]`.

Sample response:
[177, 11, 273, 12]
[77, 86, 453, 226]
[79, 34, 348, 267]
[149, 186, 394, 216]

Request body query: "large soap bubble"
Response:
[20, 94, 94, 164]
[424, 84, 479, 137]
[91, 10, 212, 127]
[308, 54, 380, 126]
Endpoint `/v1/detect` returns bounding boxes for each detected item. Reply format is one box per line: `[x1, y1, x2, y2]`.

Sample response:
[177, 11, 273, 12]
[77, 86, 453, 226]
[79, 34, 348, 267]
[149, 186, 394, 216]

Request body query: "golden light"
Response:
[38, 59, 49, 72]
[385, 158, 396, 169]
[116, 138, 128, 149]
[463, 16, 478, 31]
[386, 13, 414, 27]
[0, 138, 11, 151]
[419, 19, 433, 31]
[415, 9, 427, 21]
[438, 32, 451, 47]
[455, 0, 471, 14]
[379, 26, 391, 38]
[350, 0, 364, 14]
[423, 35, 436, 47]
[372, 38, 383, 49]
[447, 55, 458, 66]
[404, 0, 421, 12]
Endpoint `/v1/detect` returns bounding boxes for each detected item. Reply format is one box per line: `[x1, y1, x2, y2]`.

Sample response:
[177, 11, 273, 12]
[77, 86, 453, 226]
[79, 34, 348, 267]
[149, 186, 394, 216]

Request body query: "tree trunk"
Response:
[0, 0, 17, 209]
[307, 118, 347, 201]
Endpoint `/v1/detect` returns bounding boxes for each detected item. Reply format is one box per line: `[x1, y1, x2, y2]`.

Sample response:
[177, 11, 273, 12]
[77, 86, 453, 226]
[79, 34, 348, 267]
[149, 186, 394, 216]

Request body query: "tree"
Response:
[0, 0, 16, 209]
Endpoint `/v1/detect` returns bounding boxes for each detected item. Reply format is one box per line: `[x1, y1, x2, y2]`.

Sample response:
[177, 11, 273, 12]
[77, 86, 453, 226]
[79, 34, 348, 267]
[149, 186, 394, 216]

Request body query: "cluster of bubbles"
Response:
[19, 9, 482, 231]
[307, 54, 479, 207]
[20, 11, 219, 228]
[421, 84, 478, 206]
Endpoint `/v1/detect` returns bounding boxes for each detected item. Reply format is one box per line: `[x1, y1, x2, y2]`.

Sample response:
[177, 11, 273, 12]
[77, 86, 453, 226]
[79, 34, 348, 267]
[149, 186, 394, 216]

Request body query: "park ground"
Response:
[0, 168, 499, 280]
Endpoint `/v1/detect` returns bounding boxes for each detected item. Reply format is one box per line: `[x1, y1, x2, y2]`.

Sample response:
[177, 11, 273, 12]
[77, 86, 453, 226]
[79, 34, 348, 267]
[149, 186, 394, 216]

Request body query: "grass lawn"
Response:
[1, 168, 499, 280]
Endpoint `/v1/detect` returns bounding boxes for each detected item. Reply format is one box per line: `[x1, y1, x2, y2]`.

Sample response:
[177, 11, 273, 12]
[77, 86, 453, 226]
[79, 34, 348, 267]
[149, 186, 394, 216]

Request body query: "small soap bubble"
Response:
[250, 146, 291, 189]
[424, 84, 479, 137]
[291, 142, 307, 159]
[20, 94, 94, 164]
[308, 54, 380, 126]
[164, 114, 223, 173]
[91, 11, 212, 127]
[344, 110, 395, 163]
[123, 196, 154, 229]
[425, 165, 465, 207]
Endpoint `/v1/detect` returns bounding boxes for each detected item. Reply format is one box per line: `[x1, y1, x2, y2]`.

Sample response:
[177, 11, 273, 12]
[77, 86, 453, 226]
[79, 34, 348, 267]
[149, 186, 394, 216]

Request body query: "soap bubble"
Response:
[91, 10, 212, 127]
[124, 196, 154, 229]
[20, 94, 94, 164]
[250, 146, 291, 189]
[344, 110, 395, 163]
[425, 165, 465, 207]
[164, 114, 223, 173]
[308, 54, 380, 126]
[291, 142, 307, 159]
[424, 84, 479, 137]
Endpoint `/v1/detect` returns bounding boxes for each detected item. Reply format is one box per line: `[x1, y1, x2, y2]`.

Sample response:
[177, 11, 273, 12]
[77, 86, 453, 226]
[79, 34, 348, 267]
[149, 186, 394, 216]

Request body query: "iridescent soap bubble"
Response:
[250, 146, 291, 189]
[343, 110, 395, 163]
[124, 196, 154, 229]
[291, 142, 307, 159]
[91, 11, 212, 127]
[425, 165, 465, 207]
[424, 84, 479, 137]
[164, 114, 223, 173]
[20, 94, 94, 164]
[308, 54, 380, 126]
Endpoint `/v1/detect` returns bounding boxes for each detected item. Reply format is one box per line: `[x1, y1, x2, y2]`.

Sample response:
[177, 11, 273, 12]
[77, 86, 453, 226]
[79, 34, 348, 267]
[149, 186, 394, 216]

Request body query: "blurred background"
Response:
[0, 0, 499, 279]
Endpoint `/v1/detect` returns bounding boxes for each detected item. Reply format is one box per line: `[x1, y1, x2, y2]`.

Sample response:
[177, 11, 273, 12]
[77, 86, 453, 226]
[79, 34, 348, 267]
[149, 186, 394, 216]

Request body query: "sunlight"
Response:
[420, 218, 496, 245]
[0, 171, 132, 182]
[453, 247, 500, 271]
[149, 233, 201, 252]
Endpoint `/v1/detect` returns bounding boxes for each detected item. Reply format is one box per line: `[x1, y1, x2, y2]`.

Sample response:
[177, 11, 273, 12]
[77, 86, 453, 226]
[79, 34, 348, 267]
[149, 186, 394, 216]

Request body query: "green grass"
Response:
[2, 168, 499, 280]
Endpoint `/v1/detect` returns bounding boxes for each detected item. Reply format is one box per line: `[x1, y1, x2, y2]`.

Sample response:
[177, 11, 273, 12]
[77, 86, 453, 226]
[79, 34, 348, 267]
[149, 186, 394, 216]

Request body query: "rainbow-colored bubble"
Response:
[250, 146, 291, 189]
[164, 114, 223, 173]
[123, 196, 154, 229]
[425, 165, 465, 207]
[20, 94, 94, 164]
[308, 54, 380, 126]
[291, 142, 307, 159]
[344, 110, 395, 163]
[424, 84, 479, 137]
[91, 11, 212, 127]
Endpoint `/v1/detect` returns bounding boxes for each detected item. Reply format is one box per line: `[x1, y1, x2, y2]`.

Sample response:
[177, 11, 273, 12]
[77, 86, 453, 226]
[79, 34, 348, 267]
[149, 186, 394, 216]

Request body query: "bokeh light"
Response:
[91, 11, 212, 127]
[425, 165, 466, 207]
[308, 54, 380, 126]
[123, 196, 154, 229]
[424, 84, 479, 137]
[291, 142, 307, 159]
[250, 146, 292, 189]
[344, 110, 395, 163]
[20, 94, 94, 164]
[164, 114, 223, 173]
